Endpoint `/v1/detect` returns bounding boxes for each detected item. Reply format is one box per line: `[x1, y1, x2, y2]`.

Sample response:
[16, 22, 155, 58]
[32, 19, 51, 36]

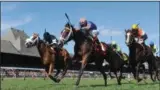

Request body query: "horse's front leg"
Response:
[48, 63, 58, 83]
[149, 57, 157, 82]
[108, 65, 114, 79]
[109, 70, 114, 79]
[57, 58, 72, 82]
[141, 64, 147, 80]
[136, 63, 142, 82]
[95, 60, 107, 86]
[75, 55, 88, 86]
[54, 69, 61, 78]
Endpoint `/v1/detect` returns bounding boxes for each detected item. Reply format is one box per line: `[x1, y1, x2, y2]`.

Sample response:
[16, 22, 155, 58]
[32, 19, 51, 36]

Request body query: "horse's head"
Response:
[59, 22, 74, 47]
[25, 33, 40, 48]
[125, 29, 135, 46]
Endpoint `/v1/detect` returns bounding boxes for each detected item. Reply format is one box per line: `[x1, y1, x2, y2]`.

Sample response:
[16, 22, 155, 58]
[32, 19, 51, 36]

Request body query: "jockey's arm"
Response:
[82, 23, 91, 30]
[138, 29, 147, 39]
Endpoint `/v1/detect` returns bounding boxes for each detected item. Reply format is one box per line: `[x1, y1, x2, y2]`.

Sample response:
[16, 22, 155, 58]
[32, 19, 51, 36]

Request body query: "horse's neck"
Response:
[74, 31, 90, 46]
[128, 43, 136, 58]
[37, 40, 46, 57]
[72, 31, 93, 55]
[129, 43, 142, 57]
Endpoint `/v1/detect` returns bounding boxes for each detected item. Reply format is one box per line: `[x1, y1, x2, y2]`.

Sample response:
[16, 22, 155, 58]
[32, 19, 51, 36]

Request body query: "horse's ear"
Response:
[125, 29, 127, 32]
[45, 28, 46, 32]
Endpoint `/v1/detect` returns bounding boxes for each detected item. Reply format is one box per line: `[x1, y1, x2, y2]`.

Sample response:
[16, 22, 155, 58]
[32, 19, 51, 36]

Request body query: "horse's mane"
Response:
[65, 22, 74, 29]
[125, 29, 144, 50]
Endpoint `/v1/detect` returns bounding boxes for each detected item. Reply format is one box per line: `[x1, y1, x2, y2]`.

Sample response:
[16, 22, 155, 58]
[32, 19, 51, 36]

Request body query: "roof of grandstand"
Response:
[1, 28, 42, 57]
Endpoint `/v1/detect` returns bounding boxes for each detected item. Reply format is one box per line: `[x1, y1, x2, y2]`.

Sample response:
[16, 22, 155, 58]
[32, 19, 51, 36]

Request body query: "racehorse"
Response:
[59, 21, 108, 86]
[103, 44, 127, 84]
[59, 19, 129, 86]
[125, 29, 157, 82]
[108, 52, 130, 79]
[25, 33, 71, 83]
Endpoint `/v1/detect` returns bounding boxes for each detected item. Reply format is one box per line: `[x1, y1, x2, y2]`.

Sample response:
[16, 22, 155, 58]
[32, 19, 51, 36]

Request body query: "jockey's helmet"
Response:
[149, 41, 154, 46]
[43, 32, 50, 40]
[131, 24, 139, 30]
[111, 41, 116, 45]
[79, 17, 87, 26]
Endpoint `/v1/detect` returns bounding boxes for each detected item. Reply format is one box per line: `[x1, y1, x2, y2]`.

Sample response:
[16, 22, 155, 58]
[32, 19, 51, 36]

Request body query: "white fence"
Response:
[0, 67, 104, 79]
[1, 66, 148, 80]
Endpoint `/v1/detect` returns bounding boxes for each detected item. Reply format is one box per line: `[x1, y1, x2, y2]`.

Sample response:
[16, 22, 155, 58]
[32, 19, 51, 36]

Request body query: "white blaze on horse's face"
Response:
[126, 32, 131, 45]
[60, 27, 73, 44]
[25, 35, 39, 48]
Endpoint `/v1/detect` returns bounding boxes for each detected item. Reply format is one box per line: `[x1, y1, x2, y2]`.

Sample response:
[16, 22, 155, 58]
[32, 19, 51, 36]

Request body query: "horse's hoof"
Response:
[56, 79, 61, 83]
[51, 77, 59, 83]
[105, 84, 107, 87]
[75, 83, 79, 87]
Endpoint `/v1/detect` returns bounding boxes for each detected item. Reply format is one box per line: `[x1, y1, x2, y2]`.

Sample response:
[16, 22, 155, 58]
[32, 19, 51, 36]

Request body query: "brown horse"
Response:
[125, 29, 158, 82]
[59, 22, 108, 86]
[25, 33, 71, 83]
[103, 43, 127, 85]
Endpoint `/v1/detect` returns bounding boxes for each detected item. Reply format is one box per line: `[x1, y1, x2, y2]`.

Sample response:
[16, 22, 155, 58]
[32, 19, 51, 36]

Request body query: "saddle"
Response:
[81, 30, 107, 55]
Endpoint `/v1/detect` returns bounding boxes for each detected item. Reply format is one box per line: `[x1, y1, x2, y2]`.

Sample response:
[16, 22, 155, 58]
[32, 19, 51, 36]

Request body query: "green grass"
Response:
[1, 78, 160, 90]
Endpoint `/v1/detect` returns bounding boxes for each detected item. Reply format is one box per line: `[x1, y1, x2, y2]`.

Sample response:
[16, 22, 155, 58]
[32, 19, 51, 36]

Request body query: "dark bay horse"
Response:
[25, 33, 71, 83]
[125, 29, 157, 82]
[107, 52, 129, 79]
[59, 22, 108, 86]
[103, 43, 127, 84]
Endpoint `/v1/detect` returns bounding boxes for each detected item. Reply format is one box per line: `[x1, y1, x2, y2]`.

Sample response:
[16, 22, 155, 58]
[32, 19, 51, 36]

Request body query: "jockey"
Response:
[149, 41, 159, 56]
[131, 24, 148, 44]
[131, 24, 148, 51]
[111, 41, 128, 61]
[43, 32, 59, 48]
[76, 17, 100, 44]
[111, 41, 122, 53]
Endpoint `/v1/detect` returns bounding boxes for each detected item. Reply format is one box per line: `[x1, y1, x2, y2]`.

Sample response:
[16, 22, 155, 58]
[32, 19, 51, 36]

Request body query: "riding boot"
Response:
[118, 51, 123, 59]
[93, 36, 100, 45]
[119, 52, 123, 57]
